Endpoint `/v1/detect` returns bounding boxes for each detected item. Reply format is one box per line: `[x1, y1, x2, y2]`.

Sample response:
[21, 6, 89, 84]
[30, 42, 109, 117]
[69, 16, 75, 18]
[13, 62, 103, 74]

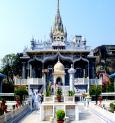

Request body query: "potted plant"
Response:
[56, 87, 62, 102]
[110, 103, 115, 113]
[68, 90, 75, 96]
[56, 109, 65, 123]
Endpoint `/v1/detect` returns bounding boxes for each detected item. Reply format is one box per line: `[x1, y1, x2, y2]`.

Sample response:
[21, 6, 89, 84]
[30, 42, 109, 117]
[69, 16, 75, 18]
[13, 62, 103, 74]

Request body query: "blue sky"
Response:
[0, 0, 115, 65]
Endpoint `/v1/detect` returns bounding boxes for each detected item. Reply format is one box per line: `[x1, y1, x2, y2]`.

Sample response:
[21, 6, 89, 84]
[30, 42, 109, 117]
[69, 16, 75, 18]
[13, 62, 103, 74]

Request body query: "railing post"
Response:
[22, 62, 26, 79]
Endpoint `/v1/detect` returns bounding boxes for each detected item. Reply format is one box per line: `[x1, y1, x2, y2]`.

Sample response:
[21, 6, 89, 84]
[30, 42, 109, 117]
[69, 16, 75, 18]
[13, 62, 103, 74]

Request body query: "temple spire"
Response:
[57, 0, 60, 14]
[50, 0, 67, 45]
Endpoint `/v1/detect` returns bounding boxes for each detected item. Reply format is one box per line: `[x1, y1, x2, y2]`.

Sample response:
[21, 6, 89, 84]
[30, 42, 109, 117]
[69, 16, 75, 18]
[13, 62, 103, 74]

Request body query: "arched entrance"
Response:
[74, 57, 89, 78]
[56, 77, 63, 86]
[30, 60, 42, 78]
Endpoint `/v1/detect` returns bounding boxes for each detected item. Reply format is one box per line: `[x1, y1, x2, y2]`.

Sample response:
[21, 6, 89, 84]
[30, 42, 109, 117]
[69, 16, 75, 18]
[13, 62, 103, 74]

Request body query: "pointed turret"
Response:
[50, 0, 67, 47]
[53, 0, 64, 32]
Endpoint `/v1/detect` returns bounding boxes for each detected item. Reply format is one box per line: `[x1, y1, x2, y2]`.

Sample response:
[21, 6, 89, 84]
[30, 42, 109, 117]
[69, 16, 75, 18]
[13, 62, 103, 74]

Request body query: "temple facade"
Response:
[15, 0, 97, 94]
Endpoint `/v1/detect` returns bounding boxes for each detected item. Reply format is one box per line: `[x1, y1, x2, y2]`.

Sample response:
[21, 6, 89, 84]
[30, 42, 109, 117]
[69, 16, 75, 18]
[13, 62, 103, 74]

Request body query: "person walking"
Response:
[32, 92, 35, 109]
[38, 92, 42, 109]
[34, 91, 41, 111]
[34, 92, 39, 110]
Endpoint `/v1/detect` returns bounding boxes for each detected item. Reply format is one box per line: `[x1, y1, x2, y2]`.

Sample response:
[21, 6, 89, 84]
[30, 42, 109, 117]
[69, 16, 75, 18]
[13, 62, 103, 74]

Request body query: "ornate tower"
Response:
[50, 0, 67, 49]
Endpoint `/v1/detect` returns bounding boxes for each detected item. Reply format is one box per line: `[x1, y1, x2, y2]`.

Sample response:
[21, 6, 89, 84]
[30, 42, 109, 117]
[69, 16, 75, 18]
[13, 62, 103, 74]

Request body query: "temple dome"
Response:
[54, 60, 64, 72]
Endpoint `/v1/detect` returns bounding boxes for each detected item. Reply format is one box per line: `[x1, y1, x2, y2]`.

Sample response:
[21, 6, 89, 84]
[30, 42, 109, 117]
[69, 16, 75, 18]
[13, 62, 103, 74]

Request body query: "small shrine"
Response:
[39, 62, 79, 122]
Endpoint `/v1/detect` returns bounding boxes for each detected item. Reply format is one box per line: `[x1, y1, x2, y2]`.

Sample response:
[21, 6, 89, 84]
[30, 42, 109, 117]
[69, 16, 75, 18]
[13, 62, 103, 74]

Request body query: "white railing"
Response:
[14, 78, 43, 85]
[64, 96, 75, 103]
[44, 96, 54, 103]
[14, 79, 27, 85]
[74, 78, 101, 85]
[0, 93, 14, 96]
[74, 78, 89, 85]
[28, 46, 91, 52]
[89, 78, 101, 85]
[27, 78, 42, 85]
[43, 96, 75, 103]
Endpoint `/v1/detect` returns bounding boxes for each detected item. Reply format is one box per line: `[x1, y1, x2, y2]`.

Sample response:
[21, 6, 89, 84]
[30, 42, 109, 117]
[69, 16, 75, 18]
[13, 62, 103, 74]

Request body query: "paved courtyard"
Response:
[19, 104, 102, 123]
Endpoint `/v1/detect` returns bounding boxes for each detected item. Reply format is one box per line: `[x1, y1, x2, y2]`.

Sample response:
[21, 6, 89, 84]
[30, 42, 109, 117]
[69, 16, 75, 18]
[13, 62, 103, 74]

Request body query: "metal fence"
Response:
[0, 104, 31, 123]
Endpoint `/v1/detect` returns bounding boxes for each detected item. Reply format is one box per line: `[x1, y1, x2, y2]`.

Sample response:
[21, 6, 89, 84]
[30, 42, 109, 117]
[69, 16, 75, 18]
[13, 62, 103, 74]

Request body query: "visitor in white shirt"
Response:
[34, 91, 41, 110]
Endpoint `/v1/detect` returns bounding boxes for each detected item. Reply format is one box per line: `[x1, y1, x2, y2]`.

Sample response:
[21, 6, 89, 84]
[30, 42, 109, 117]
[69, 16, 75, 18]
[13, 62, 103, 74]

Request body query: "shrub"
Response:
[68, 90, 75, 96]
[110, 103, 115, 113]
[14, 86, 28, 104]
[56, 87, 62, 97]
[56, 109, 65, 121]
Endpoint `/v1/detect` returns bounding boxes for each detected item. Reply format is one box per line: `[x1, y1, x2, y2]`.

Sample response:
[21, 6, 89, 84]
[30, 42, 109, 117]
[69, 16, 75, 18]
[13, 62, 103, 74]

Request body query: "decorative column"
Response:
[42, 69, 47, 94]
[87, 76, 90, 94]
[83, 69, 85, 77]
[27, 62, 31, 96]
[27, 62, 30, 78]
[22, 62, 26, 79]
[43, 73, 46, 94]
[68, 64, 76, 91]
[87, 62, 90, 94]
[30, 64, 32, 78]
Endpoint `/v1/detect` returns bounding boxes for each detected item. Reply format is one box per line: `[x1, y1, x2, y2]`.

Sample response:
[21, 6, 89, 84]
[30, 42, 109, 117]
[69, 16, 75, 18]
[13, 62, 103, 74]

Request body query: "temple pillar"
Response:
[42, 69, 47, 94]
[87, 77, 89, 93]
[30, 64, 32, 78]
[70, 73, 74, 91]
[83, 69, 85, 77]
[43, 73, 46, 94]
[27, 63, 30, 78]
[68, 65, 76, 91]
[22, 62, 26, 79]
[53, 76, 56, 95]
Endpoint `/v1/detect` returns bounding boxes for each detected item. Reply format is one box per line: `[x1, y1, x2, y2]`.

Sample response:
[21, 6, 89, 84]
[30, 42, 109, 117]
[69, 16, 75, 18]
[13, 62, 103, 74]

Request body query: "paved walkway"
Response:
[19, 104, 102, 123]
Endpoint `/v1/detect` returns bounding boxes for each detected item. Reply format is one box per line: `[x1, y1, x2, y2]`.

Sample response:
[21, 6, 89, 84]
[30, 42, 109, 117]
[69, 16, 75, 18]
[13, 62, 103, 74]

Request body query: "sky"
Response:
[0, 0, 115, 66]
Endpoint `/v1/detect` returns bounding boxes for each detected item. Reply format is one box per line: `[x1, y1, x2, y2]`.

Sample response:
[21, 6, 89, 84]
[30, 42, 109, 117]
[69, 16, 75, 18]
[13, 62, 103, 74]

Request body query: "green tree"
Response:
[90, 85, 102, 105]
[106, 83, 114, 92]
[1, 53, 22, 83]
[14, 86, 28, 104]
